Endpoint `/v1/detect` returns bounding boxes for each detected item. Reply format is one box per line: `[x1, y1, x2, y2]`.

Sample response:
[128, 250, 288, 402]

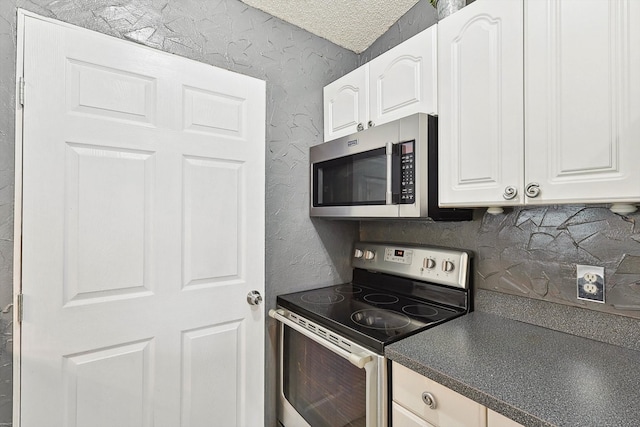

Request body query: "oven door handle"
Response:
[269, 308, 373, 369]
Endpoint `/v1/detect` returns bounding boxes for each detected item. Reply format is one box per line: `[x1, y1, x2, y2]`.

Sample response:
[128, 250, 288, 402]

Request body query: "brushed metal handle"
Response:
[422, 391, 437, 409]
[503, 186, 518, 200]
[357, 123, 364, 131]
[525, 182, 541, 198]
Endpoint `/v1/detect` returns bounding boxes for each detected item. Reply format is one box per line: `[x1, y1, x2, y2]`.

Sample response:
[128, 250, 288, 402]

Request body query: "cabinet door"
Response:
[392, 362, 487, 427]
[487, 409, 525, 427]
[438, 0, 524, 207]
[323, 65, 368, 141]
[369, 26, 438, 127]
[392, 402, 436, 427]
[525, 0, 640, 204]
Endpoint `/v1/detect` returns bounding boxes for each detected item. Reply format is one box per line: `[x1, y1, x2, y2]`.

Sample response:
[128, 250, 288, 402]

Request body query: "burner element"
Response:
[351, 309, 411, 330]
[335, 285, 363, 294]
[301, 292, 345, 305]
[364, 293, 399, 305]
[402, 305, 439, 318]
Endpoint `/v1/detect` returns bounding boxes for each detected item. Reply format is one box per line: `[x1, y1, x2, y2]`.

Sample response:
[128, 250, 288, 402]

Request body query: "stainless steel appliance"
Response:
[309, 113, 471, 220]
[270, 242, 473, 427]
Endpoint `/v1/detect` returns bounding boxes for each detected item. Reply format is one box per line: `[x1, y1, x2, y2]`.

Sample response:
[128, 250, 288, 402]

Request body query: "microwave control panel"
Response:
[399, 141, 415, 204]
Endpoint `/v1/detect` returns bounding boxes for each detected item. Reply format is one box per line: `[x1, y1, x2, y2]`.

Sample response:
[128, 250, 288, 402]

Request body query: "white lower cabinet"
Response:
[392, 402, 436, 427]
[392, 362, 525, 427]
[392, 362, 487, 427]
[487, 409, 525, 427]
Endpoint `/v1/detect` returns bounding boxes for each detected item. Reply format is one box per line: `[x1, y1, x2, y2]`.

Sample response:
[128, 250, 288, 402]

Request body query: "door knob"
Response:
[247, 290, 263, 306]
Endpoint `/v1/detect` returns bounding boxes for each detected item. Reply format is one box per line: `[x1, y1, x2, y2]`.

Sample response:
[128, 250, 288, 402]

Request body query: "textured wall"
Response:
[0, 1, 359, 425]
[361, 206, 640, 319]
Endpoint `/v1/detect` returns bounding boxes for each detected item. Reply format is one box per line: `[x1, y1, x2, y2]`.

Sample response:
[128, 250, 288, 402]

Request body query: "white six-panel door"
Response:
[17, 11, 265, 427]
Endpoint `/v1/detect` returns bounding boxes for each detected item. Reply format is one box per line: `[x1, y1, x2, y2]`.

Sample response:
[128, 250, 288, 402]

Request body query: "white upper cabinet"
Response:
[525, 0, 640, 209]
[439, 0, 640, 213]
[438, 0, 524, 209]
[323, 65, 369, 141]
[369, 26, 438, 127]
[323, 26, 438, 142]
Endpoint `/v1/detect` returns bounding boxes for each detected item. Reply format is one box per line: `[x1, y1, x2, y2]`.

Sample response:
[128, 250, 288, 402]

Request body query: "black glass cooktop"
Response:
[277, 282, 465, 353]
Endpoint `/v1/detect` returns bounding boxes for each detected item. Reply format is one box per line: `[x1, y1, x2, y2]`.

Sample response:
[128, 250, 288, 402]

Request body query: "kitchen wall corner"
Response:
[0, 0, 360, 425]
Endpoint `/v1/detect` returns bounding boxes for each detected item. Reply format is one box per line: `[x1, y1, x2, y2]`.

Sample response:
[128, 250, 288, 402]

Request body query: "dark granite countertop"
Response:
[386, 312, 640, 427]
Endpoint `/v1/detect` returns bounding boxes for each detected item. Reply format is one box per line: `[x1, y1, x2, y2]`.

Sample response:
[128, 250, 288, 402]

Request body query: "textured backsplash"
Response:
[361, 205, 640, 319]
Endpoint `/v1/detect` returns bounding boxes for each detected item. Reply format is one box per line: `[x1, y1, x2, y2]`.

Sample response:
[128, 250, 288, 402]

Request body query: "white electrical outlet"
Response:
[577, 265, 605, 303]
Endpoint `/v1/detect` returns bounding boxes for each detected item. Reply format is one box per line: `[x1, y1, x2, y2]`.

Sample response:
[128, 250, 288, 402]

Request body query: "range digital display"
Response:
[394, 249, 405, 257]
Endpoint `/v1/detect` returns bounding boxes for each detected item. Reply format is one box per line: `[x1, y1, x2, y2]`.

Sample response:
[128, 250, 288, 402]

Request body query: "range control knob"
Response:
[354, 249, 364, 259]
[364, 250, 376, 260]
[423, 258, 436, 269]
[443, 260, 455, 273]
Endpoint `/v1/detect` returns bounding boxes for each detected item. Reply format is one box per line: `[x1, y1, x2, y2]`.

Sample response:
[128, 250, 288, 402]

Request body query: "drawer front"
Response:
[392, 362, 487, 427]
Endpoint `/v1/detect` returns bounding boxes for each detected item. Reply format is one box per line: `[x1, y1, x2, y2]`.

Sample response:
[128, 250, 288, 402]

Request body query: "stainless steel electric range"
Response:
[270, 242, 473, 427]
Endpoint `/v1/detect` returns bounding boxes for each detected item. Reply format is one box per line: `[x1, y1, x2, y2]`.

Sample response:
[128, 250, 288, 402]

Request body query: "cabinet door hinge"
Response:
[17, 293, 23, 324]
[18, 77, 25, 107]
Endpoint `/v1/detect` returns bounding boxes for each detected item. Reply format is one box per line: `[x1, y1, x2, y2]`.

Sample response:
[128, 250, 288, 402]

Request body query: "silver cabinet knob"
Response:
[503, 186, 518, 200]
[525, 182, 541, 198]
[368, 120, 375, 128]
[357, 123, 364, 131]
[422, 392, 437, 409]
[247, 290, 262, 306]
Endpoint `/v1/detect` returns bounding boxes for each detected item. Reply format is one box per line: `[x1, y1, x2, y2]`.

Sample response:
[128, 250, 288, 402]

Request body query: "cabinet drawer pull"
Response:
[357, 123, 365, 131]
[503, 186, 518, 200]
[525, 182, 541, 198]
[368, 120, 375, 128]
[421, 391, 437, 409]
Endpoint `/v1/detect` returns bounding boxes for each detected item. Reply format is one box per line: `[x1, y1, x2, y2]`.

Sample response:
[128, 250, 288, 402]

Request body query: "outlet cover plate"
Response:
[577, 265, 605, 303]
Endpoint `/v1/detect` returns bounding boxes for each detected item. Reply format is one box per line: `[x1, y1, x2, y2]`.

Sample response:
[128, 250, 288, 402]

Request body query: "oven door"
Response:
[270, 309, 386, 427]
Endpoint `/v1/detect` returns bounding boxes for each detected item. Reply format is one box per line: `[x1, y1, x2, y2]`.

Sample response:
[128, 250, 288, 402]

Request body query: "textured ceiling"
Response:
[240, 0, 421, 53]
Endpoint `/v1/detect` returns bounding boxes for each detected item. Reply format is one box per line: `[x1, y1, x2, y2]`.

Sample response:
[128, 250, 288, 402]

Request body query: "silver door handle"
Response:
[247, 290, 262, 305]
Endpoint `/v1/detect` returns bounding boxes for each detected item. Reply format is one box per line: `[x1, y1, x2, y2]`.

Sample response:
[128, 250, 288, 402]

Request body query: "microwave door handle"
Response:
[385, 142, 393, 204]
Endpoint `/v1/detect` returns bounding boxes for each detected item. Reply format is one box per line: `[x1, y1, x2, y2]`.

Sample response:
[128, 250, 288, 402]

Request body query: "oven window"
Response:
[283, 327, 367, 427]
[314, 147, 387, 206]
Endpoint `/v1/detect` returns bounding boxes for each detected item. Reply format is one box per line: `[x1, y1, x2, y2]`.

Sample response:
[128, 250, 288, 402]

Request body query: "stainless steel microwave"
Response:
[310, 113, 472, 220]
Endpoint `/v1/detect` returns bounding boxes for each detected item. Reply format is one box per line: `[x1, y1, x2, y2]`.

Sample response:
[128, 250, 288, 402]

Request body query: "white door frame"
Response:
[13, 9, 28, 427]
